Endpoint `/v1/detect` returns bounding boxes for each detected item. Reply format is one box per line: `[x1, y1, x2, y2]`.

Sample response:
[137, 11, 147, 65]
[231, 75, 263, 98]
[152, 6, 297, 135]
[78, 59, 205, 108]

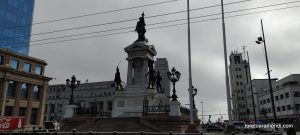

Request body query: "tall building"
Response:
[45, 81, 115, 121]
[0, 0, 35, 55]
[0, 48, 51, 128]
[229, 51, 250, 121]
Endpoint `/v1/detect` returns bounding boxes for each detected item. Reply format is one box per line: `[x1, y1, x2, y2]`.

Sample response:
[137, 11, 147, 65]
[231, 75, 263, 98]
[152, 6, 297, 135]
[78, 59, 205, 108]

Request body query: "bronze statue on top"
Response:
[146, 60, 155, 89]
[135, 12, 148, 42]
[114, 67, 123, 90]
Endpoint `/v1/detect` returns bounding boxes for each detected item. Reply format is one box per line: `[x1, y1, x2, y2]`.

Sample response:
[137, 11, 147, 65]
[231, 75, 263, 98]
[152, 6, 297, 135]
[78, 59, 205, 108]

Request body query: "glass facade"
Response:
[0, 0, 35, 55]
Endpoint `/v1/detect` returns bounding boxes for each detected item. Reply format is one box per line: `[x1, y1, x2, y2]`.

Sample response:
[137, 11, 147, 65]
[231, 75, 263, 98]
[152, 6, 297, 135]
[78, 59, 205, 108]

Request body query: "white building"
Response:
[258, 74, 300, 122]
[45, 81, 115, 121]
[245, 79, 276, 120]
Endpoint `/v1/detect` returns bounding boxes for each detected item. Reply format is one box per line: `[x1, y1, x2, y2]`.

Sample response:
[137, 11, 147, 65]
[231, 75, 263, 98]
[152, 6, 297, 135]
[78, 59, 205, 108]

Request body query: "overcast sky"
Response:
[29, 0, 300, 122]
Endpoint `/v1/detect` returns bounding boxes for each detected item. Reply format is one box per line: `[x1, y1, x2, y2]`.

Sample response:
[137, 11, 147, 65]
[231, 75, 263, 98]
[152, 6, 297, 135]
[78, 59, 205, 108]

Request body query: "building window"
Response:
[263, 100, 266, 104]
[280, 94, 284, 100]
[4, 106, 13, 116]
[267, 98, 270, 103]
[33, 85, 41, 100]
[285, 92, 289, 98]
[7, 80, 16, 97]
[282, 106, 286, 111]
[277, 107, 281, 112]
[20, 83, 29, 99]
[34, 65, 42, 75]
[23, 62, 31, 73]
[275, 96, 279, 101]
[260, 101, 262, 105]
[19, 107, 27, 116]
[287, 105, 291, 110]
[10, 59, 19, 70]
[30, 108, 38, 124]
[0, 55, 4, 65]
[268, 108, 271, 113]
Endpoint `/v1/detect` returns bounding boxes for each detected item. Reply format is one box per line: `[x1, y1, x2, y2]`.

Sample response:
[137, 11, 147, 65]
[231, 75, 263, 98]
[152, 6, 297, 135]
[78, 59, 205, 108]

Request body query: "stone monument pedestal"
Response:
[193, 109, 198, 119]
[63, 105, 77, 118]
[169, 100, 181, 116]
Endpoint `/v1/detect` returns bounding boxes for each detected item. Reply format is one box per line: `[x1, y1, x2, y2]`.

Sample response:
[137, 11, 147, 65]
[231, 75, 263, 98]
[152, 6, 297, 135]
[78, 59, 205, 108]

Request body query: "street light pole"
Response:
[186, 0, 194, 125]
[255, 19, 277, 123]
[201, 101, 204, 125]
[221, 0, 232, 124]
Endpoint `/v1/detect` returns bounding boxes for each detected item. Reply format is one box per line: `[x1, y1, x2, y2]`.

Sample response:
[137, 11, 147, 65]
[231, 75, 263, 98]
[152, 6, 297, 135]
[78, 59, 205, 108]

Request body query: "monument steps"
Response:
[61, 117, 155, 132]
[60, 114, 201, 133]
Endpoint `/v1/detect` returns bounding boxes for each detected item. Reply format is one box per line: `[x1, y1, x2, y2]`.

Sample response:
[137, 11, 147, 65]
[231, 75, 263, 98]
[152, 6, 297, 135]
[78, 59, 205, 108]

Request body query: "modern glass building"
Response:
[0, 0, 35, 55]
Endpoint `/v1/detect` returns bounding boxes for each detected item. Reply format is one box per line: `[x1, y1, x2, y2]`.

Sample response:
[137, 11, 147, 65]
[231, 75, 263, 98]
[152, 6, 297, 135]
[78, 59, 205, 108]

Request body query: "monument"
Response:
[112, 13, 168, 117]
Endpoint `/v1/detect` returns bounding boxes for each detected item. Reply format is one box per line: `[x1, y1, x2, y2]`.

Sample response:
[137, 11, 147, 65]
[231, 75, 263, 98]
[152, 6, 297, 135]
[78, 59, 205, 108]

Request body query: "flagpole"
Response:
[221, 0, 233, 124]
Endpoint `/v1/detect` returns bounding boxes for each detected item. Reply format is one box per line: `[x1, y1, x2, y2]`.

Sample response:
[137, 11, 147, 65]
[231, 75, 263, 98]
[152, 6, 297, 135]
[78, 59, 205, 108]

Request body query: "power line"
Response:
[0, 0, 256, 41]
[26, 5, 300, 47]
[0, 0, 179, 31]
[6, 1, 300, 47]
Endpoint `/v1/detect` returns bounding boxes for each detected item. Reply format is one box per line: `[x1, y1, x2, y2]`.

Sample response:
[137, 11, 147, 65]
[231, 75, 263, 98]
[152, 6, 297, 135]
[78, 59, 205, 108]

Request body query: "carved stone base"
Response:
[63, 105, 77, 118]
[169, 100, 181, 116]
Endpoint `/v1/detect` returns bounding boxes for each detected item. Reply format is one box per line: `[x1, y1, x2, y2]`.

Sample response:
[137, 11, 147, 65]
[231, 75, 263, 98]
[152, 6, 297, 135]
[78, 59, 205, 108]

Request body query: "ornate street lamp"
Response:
[66, 75, 80, 105]
[167, 67, 181, 101]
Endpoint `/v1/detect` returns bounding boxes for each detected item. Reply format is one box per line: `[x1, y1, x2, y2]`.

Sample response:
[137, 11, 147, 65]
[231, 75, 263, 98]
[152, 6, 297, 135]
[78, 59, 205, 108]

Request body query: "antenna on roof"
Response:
[242, 46, 246, 60]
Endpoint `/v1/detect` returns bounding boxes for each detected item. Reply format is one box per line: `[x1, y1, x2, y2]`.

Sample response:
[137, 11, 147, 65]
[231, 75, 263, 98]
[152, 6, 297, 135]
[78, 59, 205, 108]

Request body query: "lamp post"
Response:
[201, 101, 204, 125]
[167, 67, 181, 101]
[66, 75, 80, 105]
[255, 19, 277, 123]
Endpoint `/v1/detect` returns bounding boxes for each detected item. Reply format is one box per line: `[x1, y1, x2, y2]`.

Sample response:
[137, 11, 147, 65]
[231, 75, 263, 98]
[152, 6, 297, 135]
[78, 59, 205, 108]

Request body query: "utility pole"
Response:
[221, 0, 232, 124]
[247, 51, 257, 132]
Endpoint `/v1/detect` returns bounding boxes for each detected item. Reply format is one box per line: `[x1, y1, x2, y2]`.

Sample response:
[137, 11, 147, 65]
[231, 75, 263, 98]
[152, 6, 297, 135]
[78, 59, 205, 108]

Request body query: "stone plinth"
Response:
[112, 41, 169, 117]
[169, 100, 181, 116]
[193, 109, 198, 119]
[63, 105, 77, 118]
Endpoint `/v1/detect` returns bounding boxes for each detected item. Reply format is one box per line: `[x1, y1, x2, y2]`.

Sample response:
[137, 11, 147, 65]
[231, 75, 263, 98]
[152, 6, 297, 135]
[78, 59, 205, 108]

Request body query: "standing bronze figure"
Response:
[114, 67, 123, 90]
[156, 71, 163, 93]
[135, 12, 148, 42]
[146, 60, 155, 89]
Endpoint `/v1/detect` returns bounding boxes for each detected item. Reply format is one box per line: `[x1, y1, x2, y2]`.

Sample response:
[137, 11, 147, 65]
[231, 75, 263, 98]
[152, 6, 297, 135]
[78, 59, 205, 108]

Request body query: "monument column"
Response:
[143, 57, 148, 88]
[126, 58, 133, 85]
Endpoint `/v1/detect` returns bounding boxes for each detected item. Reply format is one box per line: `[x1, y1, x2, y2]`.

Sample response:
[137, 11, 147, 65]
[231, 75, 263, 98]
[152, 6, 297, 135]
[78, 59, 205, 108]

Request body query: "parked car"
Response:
[206, 124, 223, 132]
